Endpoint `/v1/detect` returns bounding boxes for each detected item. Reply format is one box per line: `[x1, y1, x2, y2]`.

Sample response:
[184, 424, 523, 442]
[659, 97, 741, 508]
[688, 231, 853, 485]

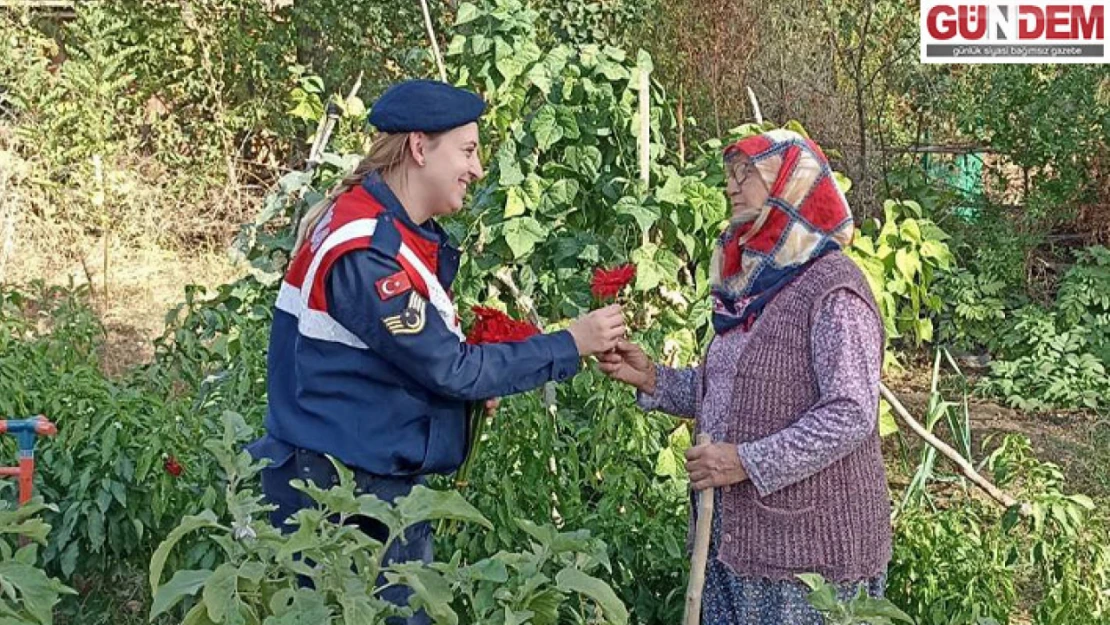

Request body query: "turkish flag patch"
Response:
[375, 271, 412, 301]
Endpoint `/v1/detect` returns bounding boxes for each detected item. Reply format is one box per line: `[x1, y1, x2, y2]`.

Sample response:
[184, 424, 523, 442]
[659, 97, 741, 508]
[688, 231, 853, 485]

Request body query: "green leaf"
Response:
[340, 595, 381, 624]
[386, 564, 457, 625]
[504, 187, 527, 218]
[556, 107, 580, 140]
[653, 448, 681, 479]
[396, 485, 492, 530]
[900, 218, 922, 243]
[915, 317, 934, 343]
[851, 235, 876, 257]
[470, 34, 491, 56]
[655, 175, 685, 205]
[895, 248, 920, 282]
[595, 60, 630, 81]
[496, 54, 526, 82]
[455, 3, 479, 25]
[150, 569, 211, 619]
[181, 602, 217, 625]
[497, 148, 525, 187]
[850, 596, 915, 622]
[265, 589, 330, 625]
[514, 518, 556, 549]
[502, 218, 547, 259]
[878, 401, 899, 437]
[238, 562, 266, 586]
[87, 510, 104, 551]
[632, 244, 663, 291]
[109, 481, 127, 508]
[668, 424, 692, 450]
[832, 171, 853, 194]
[526, 62, 553, 96]
[525, 589, 563, 625]
[505, 607, 538, 625]
[203, 563, 240, 625]
[614, 197, 659, 236]
[149, 511, 219, 593]
[59, 541, 79, 579]
[631, 244, 681, 291]
[919, 221, 951, 241]
[919, 239, 953, 270]
[564, 145, 601, 178]
[0, 561, 74, 624]
[445, 35, 466, 57]
[555, 568, 628, 625]
[1068, 494, 1096, 510]
[546, 179, 580, 207]
[532, 106, 563, 151]
[796, 573, 826, 591]
[466, 557, 509, 583]
[803, 584, 839, 612]
[783, 120, 810, 138]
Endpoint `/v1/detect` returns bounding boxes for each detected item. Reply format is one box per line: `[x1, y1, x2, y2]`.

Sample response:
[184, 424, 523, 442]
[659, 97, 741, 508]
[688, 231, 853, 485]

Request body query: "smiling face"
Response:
[412, 122, 484, 217]
[725, 155, 770, 222]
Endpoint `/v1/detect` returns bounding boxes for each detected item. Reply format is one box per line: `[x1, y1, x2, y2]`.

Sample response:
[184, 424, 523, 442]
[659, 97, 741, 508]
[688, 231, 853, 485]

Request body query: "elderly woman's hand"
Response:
[685, 442, 748, 491]
[597, 340, 656, 393]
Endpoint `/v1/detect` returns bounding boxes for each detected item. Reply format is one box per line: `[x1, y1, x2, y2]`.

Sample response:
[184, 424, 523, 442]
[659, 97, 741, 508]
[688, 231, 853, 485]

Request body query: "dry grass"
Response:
[5, 229, 247, 376]
[1, 139, 254, 376]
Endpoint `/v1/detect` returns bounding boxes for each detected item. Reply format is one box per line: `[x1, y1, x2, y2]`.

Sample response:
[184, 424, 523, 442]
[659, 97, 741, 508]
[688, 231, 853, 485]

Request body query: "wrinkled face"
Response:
[725, 155, 770, 221]
[415, 123, 484, 216]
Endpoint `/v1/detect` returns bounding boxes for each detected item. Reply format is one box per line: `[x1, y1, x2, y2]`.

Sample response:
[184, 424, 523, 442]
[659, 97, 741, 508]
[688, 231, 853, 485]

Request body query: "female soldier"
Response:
[249, 80, 625, 621]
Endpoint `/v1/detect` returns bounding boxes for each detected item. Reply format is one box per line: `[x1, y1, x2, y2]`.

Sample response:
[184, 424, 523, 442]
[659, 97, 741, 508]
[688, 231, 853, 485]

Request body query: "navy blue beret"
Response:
[368, 80, 486, 133]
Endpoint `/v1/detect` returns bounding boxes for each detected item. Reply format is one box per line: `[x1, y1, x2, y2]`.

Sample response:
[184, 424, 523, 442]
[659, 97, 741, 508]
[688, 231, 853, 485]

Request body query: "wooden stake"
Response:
[880, 383, 1030, 515]
[420, 0, 447, 82]
[638, 66, 651, 247]
[677, 92, 686, 166]
[638, 66, 651, 187]
[684, 433, 714, 625]
[747, 87, 763, 126]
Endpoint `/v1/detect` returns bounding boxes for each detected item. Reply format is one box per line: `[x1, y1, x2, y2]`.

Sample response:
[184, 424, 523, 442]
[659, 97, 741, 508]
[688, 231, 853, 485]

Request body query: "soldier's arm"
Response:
[325, 249, 580, 401]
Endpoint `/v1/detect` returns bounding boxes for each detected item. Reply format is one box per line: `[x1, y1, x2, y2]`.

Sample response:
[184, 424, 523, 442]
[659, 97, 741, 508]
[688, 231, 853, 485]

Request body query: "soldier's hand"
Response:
[568, 304, 625, 356]
[484, 397, 500, 416]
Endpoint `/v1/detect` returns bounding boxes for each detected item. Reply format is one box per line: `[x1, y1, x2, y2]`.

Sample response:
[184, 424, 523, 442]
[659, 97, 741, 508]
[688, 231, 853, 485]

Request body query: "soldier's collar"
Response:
[361, 172, 445, 245]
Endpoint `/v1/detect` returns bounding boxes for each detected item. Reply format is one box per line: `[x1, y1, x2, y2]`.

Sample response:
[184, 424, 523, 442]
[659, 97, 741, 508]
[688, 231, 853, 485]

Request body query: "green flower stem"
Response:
[440, 402, 486, 536]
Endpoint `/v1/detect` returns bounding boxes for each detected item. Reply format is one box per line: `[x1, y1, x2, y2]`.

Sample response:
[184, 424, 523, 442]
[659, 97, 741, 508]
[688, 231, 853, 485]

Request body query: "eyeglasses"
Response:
[731, 161, 758, 186]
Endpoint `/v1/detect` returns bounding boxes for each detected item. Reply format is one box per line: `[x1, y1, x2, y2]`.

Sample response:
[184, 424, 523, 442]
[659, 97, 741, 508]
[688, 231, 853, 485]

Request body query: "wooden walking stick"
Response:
[684, 433, 715, 625]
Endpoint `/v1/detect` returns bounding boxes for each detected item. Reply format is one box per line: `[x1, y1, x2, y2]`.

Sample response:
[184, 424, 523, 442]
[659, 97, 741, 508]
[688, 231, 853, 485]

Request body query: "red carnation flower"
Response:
[591, 264, 636, 300]
[466, 307, 541, 345]
[164, 456, 183, 478]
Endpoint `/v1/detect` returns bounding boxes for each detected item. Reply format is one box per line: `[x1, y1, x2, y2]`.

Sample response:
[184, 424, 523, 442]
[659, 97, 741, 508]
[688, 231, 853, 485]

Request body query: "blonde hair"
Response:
[294, 132, 427, 250]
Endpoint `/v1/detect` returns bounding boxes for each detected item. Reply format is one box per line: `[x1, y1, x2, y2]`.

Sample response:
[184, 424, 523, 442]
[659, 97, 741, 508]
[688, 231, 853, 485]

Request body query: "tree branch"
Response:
[880, 383, 1031, 516]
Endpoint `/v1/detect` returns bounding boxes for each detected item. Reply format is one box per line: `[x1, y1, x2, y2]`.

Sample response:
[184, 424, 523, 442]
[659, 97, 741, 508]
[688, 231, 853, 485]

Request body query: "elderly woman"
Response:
[600, 129, 891, 623]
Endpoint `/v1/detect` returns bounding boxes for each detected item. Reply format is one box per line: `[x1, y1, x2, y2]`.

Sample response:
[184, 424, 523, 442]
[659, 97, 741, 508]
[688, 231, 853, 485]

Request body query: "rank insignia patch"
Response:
[383, 292, 426, 335]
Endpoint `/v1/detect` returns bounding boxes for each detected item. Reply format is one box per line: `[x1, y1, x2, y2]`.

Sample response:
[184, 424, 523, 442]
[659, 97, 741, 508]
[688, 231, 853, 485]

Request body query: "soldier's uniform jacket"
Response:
[250, 173, 580, 476]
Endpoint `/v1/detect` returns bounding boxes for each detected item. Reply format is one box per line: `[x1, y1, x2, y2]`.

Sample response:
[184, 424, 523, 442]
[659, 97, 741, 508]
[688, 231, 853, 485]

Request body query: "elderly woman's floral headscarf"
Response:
[710, 129, 854, 334]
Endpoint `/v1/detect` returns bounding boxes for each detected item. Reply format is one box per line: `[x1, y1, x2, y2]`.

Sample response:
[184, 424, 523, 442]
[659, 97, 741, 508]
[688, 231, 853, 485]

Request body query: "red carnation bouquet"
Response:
[591, 264, 636, 302]
[466, 306, 541, 345]
[453, 306, 541, 498]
